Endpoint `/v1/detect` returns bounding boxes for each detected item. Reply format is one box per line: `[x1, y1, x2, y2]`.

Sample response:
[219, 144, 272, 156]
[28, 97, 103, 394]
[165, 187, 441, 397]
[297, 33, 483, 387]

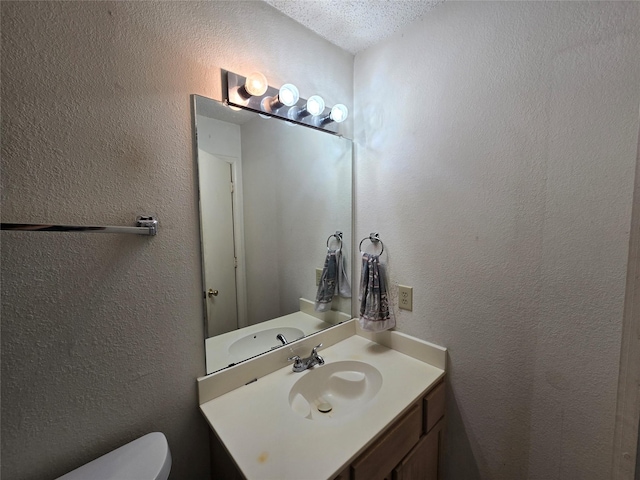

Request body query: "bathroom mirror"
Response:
[192, 95, 353, 374]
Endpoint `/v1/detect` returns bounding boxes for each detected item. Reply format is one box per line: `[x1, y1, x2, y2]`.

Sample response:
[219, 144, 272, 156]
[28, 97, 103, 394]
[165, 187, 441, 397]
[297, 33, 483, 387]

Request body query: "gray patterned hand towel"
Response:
[315, 249, 351, 312]
[358, 253, 395, 331]
[315, 249, 338, 312]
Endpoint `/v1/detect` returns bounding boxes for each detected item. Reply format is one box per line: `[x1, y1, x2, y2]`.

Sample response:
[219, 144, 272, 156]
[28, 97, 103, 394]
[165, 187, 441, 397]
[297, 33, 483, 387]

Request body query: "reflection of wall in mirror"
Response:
[241, 117, 352, 326]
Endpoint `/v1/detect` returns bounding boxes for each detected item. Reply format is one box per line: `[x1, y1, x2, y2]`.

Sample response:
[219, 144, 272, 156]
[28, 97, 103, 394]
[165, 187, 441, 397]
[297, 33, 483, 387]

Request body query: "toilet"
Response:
[57, 432, 171, 480]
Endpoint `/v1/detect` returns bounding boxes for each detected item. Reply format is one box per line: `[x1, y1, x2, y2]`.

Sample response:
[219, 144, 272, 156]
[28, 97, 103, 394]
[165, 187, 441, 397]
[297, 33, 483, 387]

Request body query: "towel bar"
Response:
[1, 216, 158, 236]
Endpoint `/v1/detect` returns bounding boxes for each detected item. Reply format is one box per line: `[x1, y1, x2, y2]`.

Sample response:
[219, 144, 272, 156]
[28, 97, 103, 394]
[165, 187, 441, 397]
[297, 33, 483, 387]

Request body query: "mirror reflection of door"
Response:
[198, 150, 238, 337]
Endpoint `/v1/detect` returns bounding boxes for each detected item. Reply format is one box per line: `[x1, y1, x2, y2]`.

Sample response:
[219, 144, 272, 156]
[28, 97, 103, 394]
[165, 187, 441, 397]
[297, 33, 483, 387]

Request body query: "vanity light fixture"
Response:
[225, 70, 347, 135]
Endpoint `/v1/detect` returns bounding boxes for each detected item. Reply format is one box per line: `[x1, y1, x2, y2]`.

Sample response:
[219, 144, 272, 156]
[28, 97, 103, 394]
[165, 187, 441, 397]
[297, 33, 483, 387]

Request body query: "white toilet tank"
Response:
[57, 432, 171, 480]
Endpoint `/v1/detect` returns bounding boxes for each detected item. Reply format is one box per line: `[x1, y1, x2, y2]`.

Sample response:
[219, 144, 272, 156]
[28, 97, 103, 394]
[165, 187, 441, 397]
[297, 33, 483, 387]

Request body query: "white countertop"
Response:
[200, 333, 445, 480]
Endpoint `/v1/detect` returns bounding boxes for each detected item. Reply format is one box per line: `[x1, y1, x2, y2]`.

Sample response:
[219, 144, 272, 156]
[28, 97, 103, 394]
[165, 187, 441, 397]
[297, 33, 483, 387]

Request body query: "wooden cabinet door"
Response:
[424, 381, 446, 434]
[351, 402, 422, 480]
[393, 417, 444, 480]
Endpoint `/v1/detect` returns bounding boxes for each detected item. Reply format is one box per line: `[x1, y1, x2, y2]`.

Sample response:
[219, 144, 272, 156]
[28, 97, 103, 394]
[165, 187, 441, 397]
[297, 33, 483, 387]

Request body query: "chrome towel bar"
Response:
[1, 216, 158, 236]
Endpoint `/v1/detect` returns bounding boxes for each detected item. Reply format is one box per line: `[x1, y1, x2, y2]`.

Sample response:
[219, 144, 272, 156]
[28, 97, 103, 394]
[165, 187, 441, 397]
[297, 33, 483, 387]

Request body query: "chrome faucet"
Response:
[276, 333, 288, 345]
[288, 343, 324, 372]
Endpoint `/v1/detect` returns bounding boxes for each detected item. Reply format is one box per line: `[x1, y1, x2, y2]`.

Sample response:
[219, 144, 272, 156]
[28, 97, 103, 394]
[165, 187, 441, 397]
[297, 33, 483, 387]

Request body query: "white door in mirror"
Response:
[199, 150, 238, 336]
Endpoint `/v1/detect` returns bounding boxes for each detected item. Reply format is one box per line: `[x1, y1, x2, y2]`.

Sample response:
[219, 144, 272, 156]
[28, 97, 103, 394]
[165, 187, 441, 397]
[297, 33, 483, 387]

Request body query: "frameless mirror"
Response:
[192, 95, 353, 374]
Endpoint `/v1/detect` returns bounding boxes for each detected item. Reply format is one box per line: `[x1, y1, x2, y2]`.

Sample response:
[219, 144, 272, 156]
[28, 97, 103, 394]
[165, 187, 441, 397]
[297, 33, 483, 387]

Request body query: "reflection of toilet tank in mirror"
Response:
[192, 95, 353, 374]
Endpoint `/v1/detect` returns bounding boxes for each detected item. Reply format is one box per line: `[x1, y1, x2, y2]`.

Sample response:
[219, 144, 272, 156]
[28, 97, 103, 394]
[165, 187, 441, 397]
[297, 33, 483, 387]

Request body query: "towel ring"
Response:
[326, 231, 343, 249]
[359, 232, 384, 254]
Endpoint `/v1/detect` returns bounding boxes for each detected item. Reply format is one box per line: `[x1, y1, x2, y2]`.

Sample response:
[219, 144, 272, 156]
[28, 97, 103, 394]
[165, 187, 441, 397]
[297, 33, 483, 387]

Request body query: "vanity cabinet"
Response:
[338, 379, 446, 480]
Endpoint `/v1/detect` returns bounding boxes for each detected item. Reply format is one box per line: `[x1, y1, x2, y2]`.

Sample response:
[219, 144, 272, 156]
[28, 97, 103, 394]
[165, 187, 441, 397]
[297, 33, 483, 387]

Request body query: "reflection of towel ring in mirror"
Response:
[326, 231, 343, 249]
[359, 232, 384, 254]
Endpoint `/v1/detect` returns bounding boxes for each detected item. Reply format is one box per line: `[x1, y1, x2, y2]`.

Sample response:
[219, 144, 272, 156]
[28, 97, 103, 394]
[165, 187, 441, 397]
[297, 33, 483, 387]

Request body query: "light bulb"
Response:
[306, 95, 325, 116]
[265, 83, 300, 112]
[329, 104, 348, 123]
[317, 103, 349, 126]
[244, 72, 268, 96]
[278, 84, 299, 107]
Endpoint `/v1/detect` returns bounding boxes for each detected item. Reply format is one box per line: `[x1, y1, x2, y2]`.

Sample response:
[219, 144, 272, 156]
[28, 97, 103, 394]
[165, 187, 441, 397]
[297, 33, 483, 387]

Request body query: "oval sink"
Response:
[228, 327, 304, 360]
[288, 361, 383, 421]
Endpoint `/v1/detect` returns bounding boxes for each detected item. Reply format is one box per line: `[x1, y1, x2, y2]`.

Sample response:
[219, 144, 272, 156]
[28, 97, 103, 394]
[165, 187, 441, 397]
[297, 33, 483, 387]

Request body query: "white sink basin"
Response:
[288, 361, 383, 421]
[228, 327, 304, 360]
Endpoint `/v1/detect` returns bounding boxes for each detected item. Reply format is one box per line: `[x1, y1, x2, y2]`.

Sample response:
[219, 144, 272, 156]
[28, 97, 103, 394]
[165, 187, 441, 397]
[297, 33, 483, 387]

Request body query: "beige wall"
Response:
[353, 2, 640, 479]
[0, 2, 352, 479]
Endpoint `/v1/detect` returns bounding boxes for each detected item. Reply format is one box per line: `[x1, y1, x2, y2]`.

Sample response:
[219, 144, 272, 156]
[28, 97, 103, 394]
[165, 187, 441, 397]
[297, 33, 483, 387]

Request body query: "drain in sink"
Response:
[317, 402, 333, 413]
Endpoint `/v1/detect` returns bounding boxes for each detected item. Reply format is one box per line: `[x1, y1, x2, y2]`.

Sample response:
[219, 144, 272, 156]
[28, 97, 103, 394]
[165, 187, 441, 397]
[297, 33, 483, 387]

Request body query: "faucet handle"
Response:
[288, 354, 305, 372]
[311, 343, 323, 355]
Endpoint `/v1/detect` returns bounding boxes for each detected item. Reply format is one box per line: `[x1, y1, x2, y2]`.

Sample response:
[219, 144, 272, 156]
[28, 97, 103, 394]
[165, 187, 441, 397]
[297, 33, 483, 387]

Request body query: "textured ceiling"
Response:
[263, 0, 444, 54]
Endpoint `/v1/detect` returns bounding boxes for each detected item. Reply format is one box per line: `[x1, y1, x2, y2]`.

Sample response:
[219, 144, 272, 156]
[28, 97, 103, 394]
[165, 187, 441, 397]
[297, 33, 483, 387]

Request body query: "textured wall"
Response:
[0, 2, 352, 479]
[353, 2, 639, 479]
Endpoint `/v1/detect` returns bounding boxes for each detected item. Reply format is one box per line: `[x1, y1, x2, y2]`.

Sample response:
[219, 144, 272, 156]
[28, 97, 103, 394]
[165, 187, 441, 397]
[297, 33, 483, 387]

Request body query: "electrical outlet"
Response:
[316, 268, 323, 285]
[398, 285, 413, 311]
